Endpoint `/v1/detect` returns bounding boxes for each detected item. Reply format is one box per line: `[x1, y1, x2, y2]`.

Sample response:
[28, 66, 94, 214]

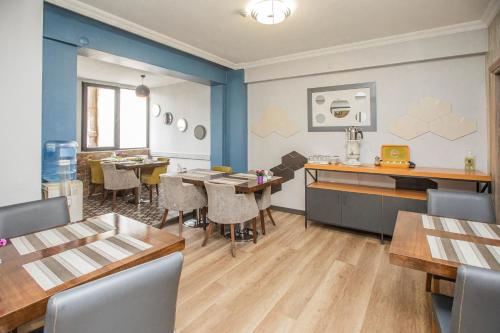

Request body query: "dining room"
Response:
[1, 1, 500, 333]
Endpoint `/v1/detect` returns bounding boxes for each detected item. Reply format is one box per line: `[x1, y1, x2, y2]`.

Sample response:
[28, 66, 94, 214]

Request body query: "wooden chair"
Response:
[203, 181, 259, 257]
[158, 175, 207, 236]
[211, 165, 233, 173]
[88, 159, 104, 198]
[101, 163, 141, 210]
[141, 157, 169, 202]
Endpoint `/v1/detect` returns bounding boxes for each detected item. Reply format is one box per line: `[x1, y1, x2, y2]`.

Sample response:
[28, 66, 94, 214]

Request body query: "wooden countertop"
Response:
[304, 163, 491, 182]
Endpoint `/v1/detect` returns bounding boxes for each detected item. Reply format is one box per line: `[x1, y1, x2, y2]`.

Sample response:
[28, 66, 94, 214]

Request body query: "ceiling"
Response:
[55, 0, 496, 67]
[77, 56, 185, 87]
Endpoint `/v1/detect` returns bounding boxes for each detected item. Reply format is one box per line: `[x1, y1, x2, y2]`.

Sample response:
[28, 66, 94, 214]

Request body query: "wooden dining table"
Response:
[179, 169, 284, 193]
[0, 213, 184, 333]
[389, 211, 500, 291]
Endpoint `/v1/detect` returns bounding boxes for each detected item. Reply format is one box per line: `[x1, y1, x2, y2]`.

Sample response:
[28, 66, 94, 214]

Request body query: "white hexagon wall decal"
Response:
[407, 97, 452, 123]
[251, 106, 299, 138]
[389, 115, 429, 140]
[429, 113, 477, 140]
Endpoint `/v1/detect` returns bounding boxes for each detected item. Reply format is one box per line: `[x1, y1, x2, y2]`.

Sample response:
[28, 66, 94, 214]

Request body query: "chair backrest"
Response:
[159, 175, 186, 211]
[0, 197, 70, 239]
[450, 265, 500, 333]
[150, 158, 169, 183]
[88, 160, 104, 184]
[204, 181, 239, 222]
[101, 163, 119, 188]
[211, 165, 233, 173]
[427, 189, 496, 223]
[43, 252, 184, 333]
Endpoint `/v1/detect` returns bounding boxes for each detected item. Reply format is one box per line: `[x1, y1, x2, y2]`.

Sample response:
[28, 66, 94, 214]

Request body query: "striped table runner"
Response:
[207, 177, 248, 185]
[10, 217, 116, 255]
[190, 169, 225, 175]
[23, 234, 152, 291]
[232, 173, 258, 179]
[426, 235, 500, 270]
[422, 215, 500, 240]
[179, 172, 211, 180]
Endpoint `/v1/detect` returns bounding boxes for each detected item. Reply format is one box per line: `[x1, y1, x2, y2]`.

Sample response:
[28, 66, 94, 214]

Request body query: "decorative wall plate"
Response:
[177, 118, 188, 132]
[152, 104, 161, 117]
[164, 112, 173, 125]
[194, 125, 207, 140]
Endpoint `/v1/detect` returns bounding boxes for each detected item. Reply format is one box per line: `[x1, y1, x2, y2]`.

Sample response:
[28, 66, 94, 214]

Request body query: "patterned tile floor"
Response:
[83, 187, 180, 227]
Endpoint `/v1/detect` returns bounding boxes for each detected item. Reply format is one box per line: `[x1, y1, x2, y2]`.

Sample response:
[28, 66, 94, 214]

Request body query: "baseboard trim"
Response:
[270, 205, 305, 216]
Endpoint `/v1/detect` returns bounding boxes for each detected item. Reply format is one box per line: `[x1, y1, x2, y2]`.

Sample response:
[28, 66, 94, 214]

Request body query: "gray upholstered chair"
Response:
[248, 169, 276, 235]
[203, 181, 259, 257]
[101, 163, 141, 210]
[158, 175, 207, 236]
[427, 189, 496, 223]
[431, 265, 500, 333]
[0, 197, 69, 239]
[43, 252, 183, 333]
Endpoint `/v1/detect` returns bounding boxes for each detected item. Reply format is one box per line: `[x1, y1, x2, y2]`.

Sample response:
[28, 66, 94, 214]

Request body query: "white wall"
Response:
[149, 81, 211, 170]
[0, 0, 43, 206]
[248, 55, 488, 211]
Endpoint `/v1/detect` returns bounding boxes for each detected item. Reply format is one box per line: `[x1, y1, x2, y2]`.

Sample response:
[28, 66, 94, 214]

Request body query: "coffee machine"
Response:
[345, 126, 363, 166]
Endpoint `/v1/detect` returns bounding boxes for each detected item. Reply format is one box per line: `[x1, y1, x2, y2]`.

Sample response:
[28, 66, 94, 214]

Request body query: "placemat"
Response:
[23, 234, 152, 291]
[426, 235, 500, 270]
[232, 173, 258, 179]
[422, 214, 500, 240]
[208, 177, 248, 185]
[190, 169, 225, 175]
[10, 217, 116, 255]
[179, 172, 210, 180]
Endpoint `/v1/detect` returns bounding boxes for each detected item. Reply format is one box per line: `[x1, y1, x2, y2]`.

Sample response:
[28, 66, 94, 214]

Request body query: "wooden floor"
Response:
[162, 210, 432, 333]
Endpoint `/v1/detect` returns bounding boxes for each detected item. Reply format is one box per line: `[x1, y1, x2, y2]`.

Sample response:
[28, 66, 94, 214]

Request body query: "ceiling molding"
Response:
[45, 0, 239, 69]
[46, 0, 492, 72]
[240, 20, 487, 69]
[481, 0, 500, 26]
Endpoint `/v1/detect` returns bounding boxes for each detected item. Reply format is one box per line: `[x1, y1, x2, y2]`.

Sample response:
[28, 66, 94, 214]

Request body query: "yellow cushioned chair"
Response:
[88, 160, 104, 197]
[141, 157, 169, 202]
[211, 165, 233, 174]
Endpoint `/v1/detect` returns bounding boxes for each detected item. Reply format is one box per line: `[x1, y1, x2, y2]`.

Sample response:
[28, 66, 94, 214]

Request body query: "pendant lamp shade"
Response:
[135, 74, 150, 97]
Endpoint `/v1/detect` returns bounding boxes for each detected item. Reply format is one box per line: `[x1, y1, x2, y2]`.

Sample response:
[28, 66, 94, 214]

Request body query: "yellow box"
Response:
[380, 145, 410, 168]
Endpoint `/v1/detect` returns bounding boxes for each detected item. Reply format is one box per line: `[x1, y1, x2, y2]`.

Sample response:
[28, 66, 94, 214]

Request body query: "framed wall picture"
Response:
[307, 82, 377, 132]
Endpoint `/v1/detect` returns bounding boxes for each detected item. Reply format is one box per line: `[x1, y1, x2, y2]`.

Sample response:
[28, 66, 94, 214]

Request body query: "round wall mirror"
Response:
[152, 104, 161, 117]
[164, 112, 173, 125]
[177, 118, 188, 132]
[330, 99, 351, 118]
[194, 125, 207, 140]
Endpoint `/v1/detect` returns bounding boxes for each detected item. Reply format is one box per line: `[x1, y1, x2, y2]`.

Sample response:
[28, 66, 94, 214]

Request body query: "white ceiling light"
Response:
[250, 0, 291, 25]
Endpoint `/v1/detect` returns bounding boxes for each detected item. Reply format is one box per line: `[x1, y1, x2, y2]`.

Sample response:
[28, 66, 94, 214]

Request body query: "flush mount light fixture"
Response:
[135, 74, 150, 98]
[249, 0, 291, 25]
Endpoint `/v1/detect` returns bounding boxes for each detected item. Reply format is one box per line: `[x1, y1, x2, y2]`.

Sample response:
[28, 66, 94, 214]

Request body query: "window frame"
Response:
[81, 81, 150, 151]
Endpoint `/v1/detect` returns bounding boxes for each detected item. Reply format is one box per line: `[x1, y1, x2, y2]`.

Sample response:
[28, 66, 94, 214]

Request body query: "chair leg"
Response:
[252, 218, 257, 244]
[155, 184, 159, 196]
[178, 211, 183, 237]
[259, 210, 266, 235]
[149, 186, 153, 203]
[202, 207, 207, 230]
[230, 224, 236, 257]
[101, 189, 108, 205]
[266, 208, 276, 226]
[88, 183, 93, 198]
[202, 221, 214, 247]
[220, 223, 225, 236]
[112, 190, 117, 211]
[134, 187, 139, 205]
[160, 209, 169, 229]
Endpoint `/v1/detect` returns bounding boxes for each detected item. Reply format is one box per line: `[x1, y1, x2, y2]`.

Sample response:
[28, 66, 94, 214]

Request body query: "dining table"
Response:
[0, 213, 184, 333]
[110, 158, 170, 204]
[389, 211, 500, 292]
[178, 169, 284, 241]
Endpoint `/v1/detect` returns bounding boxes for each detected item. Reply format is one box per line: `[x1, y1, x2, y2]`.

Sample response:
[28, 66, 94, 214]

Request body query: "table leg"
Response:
[426, 273, 432, 292]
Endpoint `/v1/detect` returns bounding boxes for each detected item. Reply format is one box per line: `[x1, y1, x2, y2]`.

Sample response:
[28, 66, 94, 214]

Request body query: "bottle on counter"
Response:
[464, 150, 475, 171]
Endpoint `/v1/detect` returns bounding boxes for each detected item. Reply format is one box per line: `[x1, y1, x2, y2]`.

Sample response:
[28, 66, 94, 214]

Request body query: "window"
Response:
[82, 82, 149, 151]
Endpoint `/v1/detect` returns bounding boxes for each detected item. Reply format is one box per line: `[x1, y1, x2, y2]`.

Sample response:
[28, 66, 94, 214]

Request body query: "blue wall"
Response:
[225, 70, 248, 172]
[43, 3, 248, 171]
[42, 38, 77, 145]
